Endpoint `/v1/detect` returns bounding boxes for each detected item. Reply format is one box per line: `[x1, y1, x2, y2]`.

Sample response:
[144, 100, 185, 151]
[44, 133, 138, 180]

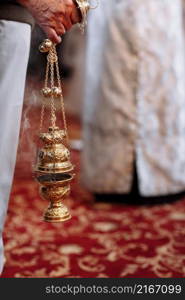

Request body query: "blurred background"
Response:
[1, 0, 185, 278]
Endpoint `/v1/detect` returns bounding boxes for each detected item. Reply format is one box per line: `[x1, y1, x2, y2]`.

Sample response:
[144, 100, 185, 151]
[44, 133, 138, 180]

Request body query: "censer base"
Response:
[44, 204, 71, 223]
[36, 173, 74, 223]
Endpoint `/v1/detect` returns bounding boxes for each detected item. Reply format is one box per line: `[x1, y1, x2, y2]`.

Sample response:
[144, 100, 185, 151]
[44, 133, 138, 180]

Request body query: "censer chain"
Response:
[54, 49, 69, 141]
[40, 44, 69, 142]
[49, 57, 57, 129]
[39, 99, 45, 134]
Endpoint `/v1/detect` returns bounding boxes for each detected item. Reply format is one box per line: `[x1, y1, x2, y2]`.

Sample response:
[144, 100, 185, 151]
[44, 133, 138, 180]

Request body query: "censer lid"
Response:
[40, 127, 66, 144]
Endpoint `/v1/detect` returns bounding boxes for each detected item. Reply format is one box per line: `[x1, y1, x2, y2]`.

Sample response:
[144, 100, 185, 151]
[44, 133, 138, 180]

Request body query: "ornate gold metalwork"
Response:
[34, 3, 98, 222]
[74, 0, 99, 32]
[37, 173, 74, 222]
[35, 127, 74, 174]
[35, 40, 74, 223]
[39, 39, 53, 53]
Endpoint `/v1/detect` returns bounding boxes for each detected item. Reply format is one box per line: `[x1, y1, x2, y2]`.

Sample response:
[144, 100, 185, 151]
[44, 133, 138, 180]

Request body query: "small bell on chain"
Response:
[34, 39, 74, 223]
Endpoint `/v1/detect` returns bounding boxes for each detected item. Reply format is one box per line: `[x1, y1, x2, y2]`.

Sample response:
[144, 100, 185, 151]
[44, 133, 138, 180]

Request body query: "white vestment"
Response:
[82, 0, 185, 196]
[0, 20, 31, 274]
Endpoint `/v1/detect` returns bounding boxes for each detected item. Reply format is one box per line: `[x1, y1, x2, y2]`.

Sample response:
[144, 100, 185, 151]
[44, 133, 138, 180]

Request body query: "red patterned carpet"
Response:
[1, 146, 185, 278]
[0, 105, 185, 278]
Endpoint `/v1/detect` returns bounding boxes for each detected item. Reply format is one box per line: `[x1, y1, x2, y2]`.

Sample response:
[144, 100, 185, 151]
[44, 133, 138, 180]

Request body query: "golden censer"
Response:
[35, 39, 74, 222]
[34, 1, 98, 222]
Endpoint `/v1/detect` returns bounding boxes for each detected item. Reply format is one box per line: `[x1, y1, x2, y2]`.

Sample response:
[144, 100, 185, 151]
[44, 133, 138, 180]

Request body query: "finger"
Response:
[55, 23, 66, 36]
[42, 26, 62, 44]
[59, 15, 73, 31]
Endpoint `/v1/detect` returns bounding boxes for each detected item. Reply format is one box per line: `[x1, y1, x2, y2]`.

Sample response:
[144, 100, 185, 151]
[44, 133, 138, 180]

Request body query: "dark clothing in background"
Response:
[0, 1, 34, 27]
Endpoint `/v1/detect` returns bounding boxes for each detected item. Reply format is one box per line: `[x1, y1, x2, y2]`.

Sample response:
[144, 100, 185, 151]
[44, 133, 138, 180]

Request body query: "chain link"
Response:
[44, 60, 50, 88]
[39, 59, 51, 134]
[39, 43, 69, 142]
[54, 47, 69, 142]
[39, 99, 45, 134]
[50, 57, 57, 129]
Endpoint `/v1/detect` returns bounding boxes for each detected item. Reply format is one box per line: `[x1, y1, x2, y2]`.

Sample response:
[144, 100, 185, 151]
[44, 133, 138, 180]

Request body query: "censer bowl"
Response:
[36, 173, 74, 222]
[36, 173, 73, 185]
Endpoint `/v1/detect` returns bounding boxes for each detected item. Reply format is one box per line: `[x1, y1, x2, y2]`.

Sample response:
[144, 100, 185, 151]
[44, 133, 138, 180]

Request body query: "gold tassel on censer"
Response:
[34, 0, 98, 222]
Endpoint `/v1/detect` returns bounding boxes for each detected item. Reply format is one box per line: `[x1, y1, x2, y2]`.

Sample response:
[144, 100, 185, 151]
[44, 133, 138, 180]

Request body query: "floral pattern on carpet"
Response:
[1, 150, 185, 278]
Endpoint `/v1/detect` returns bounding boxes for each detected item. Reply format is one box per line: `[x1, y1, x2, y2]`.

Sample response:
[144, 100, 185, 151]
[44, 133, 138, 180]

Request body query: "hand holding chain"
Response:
[34, 1, 98, 222]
